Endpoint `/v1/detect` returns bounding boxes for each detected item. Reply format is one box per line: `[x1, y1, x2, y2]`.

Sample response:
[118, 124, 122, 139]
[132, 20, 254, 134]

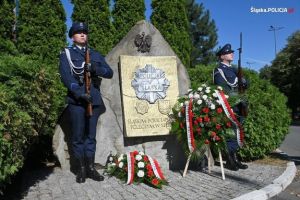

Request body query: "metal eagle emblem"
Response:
[131, 64, 170, 104]
[134, 32, 152, 53]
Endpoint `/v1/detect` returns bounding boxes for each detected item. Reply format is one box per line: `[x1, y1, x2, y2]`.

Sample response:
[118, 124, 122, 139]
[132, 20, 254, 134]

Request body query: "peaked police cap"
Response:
[216, 43, 234, 56]
[68, 22, 88, 38]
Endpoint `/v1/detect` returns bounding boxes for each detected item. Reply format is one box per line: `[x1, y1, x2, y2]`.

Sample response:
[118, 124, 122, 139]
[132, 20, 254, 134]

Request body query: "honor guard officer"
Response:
[59, 22, 113, 183]
[213, 43, 248, 171]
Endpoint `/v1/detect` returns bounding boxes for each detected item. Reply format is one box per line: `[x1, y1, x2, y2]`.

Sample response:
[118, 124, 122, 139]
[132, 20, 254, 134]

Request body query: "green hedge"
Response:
[188, 65, 291, 160]
[0, 55, 65, 190]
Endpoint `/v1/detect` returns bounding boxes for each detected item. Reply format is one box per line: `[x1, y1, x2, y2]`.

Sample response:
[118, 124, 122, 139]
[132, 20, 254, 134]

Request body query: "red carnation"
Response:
[226, 122, 232, 127]
[133, 151, 139, 156]
[143, 156, 149, 162]
[180, 123, 184, 129]
[202, 107, 209, 114]
[147, 170, 154, 177]
[146, 164, 152, 171]
[204, 116, 210, 122]
[197, 117, 203, 123]
[151, 178, 159, 186]
[210, 131, 216, 137]
[215, 136, 221, 141]
[194, 120, 198, 125]
[216, 124, 221, 130]
[204, 139, 210, 144]
[181, 107, 185, 113]
[217, 107, 223, 114]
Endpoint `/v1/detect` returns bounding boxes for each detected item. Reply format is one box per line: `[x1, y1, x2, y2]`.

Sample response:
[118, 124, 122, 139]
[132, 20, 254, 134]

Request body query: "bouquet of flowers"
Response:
[105, 150, 168, 189]
[170, 84, 244, 157]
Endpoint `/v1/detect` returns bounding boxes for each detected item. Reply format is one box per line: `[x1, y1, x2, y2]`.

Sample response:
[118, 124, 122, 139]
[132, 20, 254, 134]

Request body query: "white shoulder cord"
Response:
[217, 68, 238, 87]
[65, 48, 85, 75]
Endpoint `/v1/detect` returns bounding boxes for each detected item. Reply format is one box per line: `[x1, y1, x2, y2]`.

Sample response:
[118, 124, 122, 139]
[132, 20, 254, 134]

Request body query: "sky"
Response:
[62, 0, 300, 71]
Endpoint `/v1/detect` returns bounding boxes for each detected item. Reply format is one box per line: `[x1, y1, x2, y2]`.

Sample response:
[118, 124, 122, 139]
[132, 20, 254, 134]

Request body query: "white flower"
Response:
[188, 93, 194, 98]
[210, 104, 216, 110]
[194, 94, 200, 99]
[206, 87, 211, 90]
[139, 151, 144, 156]
[201, 83, 207, 87]
[137, 170, 145, 178]
[197, 100, 203, 105]
[202, 95, 208, 100]
[138, 162, 145, 168]
[109, 157, 114, 162]
[184, 101, 189, 106]
[118, 162, 124, 168]
[180, 103, 184, 107]
[205, 89, 211, 94]
[178, 112, 182, 117]
[225, 95, 229, 99]
[118, 154, 124, 162]
[217, 86, 223, 90]
[187, 89, 193, 92]
[135, 154, 142, 161]
[111, 163, 116, 166]
[212, 92, 218, 98]
[197, 87, 203, 91]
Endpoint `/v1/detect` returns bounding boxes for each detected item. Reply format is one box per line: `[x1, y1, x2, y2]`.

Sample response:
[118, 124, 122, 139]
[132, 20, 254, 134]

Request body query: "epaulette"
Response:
[60, 47, 72, 54]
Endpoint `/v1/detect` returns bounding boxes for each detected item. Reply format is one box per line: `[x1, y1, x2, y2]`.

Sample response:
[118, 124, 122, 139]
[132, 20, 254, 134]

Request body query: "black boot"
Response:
[225, 152, 239, 171]
[86, 157, 104, 181]
[233, 153, 248, 169]
[76, 158, 86, 183]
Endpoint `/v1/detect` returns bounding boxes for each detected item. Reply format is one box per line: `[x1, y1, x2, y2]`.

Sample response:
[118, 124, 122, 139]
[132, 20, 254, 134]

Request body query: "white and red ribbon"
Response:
[216, 90, 244, 147]
[126, 152, 135, 185]
[148, 156, 165, 180]
[185, 99, 196, 152]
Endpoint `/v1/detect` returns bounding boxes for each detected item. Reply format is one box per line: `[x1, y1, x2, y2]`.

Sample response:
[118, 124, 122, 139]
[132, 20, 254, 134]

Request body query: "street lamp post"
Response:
[268, 25, 284, 57]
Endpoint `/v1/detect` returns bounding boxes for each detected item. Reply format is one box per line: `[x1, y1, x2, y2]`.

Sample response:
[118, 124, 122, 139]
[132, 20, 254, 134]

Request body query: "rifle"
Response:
[237, 32, 248, 117]
[84, 43, 93, 117]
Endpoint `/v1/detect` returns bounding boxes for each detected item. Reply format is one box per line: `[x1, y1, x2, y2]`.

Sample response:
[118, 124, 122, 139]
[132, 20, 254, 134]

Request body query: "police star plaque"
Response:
[120, 55, 179, 137]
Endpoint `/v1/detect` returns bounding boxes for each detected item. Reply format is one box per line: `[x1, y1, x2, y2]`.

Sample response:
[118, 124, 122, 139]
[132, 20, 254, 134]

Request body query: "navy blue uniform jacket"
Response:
[59, 46, 113, 106]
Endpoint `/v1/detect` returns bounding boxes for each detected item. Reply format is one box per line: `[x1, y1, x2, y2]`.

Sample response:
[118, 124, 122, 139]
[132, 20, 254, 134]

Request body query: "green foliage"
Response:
[71, 0, 115, 55]
[112, 0, 145, 45]
[0, 0, 18, 55]
[0, 0, 15, 40]
[186, 0, 218, 66]
[188, 65, 291, 160]
[267, 31, 300, 114]
[17, 0, 66, 63]
[0, 55, 65, 191]
[151, 0, 192, 68]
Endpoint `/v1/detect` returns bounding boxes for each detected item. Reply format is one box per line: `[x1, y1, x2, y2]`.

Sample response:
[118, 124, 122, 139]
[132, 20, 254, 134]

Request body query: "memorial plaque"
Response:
[120, 55, 179, 137]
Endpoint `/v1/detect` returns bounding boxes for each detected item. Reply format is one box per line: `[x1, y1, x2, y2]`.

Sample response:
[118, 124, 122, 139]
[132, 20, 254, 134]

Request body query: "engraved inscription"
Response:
[131, 64, 170, 104]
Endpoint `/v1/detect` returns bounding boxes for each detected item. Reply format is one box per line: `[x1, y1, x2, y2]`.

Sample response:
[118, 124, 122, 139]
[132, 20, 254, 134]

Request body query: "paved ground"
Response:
[271, 125, 300, 200]
[4, 162, 286, 200]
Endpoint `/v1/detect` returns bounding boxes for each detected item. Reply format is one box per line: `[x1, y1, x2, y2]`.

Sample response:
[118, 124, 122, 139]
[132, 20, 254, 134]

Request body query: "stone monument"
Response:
[53, 20, 190, 170]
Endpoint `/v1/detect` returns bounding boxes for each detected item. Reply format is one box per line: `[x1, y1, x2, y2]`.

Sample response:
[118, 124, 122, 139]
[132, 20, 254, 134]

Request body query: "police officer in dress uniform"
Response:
[59, 22, 113, 183]
[213, 44, 248, 171]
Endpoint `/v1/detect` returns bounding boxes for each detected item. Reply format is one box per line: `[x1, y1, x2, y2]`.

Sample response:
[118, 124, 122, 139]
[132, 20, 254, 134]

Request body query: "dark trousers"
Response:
[67, 104, 105, 159]
[227, 139, 239, 154]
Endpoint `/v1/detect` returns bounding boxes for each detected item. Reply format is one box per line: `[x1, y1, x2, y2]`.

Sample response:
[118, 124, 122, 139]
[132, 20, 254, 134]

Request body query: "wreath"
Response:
[170, 84, 244, 159]
[105, 151, 168, 189]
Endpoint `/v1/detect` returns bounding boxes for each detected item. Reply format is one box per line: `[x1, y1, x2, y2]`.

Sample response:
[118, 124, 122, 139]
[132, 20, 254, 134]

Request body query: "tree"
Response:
[71, 0, 115, 55]
[269, 31, 300, 115]
[17, 0, 66, 63]
[112, 0, 145, 45]
[151, 0, 192, 68]
[0, 0, 17, 55]
[186, 0, 218, 66]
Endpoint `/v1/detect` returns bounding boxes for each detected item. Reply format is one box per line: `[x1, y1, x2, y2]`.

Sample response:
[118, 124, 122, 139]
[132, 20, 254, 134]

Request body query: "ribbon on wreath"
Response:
[126, 152, 135, 185]
[185, 99, 196, 153]
[216, 90, 244, 147]
[147, 156, 165, 180]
